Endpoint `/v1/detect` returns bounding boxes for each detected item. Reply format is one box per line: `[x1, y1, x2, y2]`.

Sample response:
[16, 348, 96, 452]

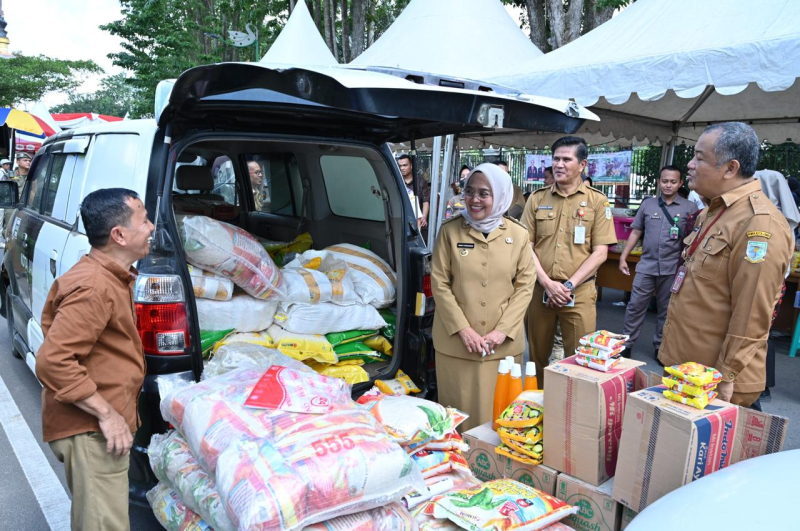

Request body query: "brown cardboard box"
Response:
[613, 386, 789, 513]
[463, 422, 559, 495]
[619, 507, 637, 530]
[543, 356, 646, 486]
[556, 475, 621, 531]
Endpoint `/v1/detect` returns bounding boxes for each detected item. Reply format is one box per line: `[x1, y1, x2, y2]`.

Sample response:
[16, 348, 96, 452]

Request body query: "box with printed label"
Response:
[556, 475, 620, 531]
[613, 386, 788, 513]
[463, 422, 559, 495]
[619, 507, 637, 530]
[543, 356, 646, 486]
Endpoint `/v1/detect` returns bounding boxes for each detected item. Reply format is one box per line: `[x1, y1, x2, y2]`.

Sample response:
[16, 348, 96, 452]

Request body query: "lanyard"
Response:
[686, 206, 726, 259]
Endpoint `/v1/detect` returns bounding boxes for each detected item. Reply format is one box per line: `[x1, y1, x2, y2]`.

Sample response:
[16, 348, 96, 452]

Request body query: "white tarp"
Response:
[491, 0, 800, 145]
[260, 0, 337, 66]
[350, 0, 542, 80]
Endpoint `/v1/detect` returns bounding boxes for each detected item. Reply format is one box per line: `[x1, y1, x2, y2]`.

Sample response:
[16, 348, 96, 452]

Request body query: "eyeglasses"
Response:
[250, 169, 263, 175]
[464, 189, 492, 199]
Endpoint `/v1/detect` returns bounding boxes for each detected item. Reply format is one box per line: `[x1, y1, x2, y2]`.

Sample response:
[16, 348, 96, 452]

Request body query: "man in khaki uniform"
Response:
[659, 122, 792, 408]
[522, 137, 618, 380]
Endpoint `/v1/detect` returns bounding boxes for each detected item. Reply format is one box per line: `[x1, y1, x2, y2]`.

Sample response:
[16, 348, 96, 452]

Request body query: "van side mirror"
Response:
[0, 181, 19, 208]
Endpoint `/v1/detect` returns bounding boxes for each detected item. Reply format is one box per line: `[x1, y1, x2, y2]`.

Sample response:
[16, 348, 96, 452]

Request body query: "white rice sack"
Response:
[282, 253, 361, 305]
[187, 264, 234, 301]
[196, 293, 277, 332]
[273, 302, 387, 335]
[202, 342, 313, 380]
[180, 215, 284, 300]
[148, 431, 235, 531]
[146, 482, 213, 531]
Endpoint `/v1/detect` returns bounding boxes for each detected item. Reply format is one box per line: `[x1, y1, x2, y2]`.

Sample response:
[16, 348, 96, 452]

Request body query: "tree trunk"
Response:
[566, 0, 583, 43]
[525, 0, 547, 52]
[367, 0, 376, 46]
[314, 0, 322, 30]
[546, 0, 566, 49]
[582, 0, 614, 34]
[342, 0, 350, 62]
[351, 0, 367, 59]
[330, 0, 340, 62]
[323, 0, 333, 53]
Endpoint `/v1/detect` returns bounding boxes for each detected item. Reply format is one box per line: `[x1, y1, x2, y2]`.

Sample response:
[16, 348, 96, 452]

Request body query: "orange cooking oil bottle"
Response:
[507, 363, 524, 408]
[524, 361, 539, 391]
[492, 359, 510, 430]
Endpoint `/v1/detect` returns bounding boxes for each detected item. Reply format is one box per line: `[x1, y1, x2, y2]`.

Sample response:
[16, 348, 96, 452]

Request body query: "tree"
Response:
[0, 53, 100, 107]
[51, 74, 141, 117]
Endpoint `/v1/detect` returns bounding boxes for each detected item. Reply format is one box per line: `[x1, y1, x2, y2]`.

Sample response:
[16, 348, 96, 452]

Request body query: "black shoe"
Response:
[760, 389, 772, 403]
[654, 349, 664, 367]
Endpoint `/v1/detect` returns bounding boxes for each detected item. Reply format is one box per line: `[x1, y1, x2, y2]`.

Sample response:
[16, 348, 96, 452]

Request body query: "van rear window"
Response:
[320, 156, 385, 222]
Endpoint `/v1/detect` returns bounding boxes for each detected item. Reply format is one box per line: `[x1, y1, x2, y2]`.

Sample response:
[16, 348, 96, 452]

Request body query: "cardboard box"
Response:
[556, 475, 621, 531]
[613, 386, 789, 513]
[463, 422, 559, 495]
[619, 507, 637, 530]
[544, 356, 647, 486]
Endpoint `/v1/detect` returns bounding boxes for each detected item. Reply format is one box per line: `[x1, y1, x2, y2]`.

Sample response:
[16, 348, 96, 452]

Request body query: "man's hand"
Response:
[717, 380, 734, 402]
[98, 409, 133, 457]
[483, 330, 507, 352]
[545, 279, 573, 307]
[419, 216, 428, 228]
[458, 327, 490, 355]
[619, 259, 630, 276]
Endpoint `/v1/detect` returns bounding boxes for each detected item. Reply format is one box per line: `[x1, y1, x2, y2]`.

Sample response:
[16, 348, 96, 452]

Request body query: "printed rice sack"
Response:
[268, 324, 338, 364]
[274, 302, 387, 335]
[306, 360, 370, 385]
[212, 331, 275, 353]
[196, 293, 278, 332]
[411, 449, 471, 479]
[180, 215, 283, 299]
[282, 254, 361, 305]
[358, 394, 468, 445]
[188, 264, 234, 301]
[147, 482, 213, 531]
[202, 342, 313, 380]
[375, 370, 422, 395]
[302, 503, 417, 531]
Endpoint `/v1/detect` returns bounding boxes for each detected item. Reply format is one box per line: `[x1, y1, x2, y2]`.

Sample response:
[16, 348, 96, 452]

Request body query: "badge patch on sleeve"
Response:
[746, 230, 771, 239]
[605, 207, 612, 219]
[745, 241, 768, 263]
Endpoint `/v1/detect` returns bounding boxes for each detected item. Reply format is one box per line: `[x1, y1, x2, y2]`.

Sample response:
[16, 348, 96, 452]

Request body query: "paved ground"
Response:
[0, 288, 797, 530]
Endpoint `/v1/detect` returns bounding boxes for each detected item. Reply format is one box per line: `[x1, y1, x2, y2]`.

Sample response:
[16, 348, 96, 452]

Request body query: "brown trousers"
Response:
[50, 432, 131, 531]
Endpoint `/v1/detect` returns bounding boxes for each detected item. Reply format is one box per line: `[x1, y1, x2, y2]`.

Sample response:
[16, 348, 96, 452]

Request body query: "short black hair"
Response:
[660, 165, 683, 180]
[80, 188, 140, 247]
[397, 154, 412, 163]
[552, 136, 588, 161]
[460, 164, 472, 173]
[496, 160, 508, 168]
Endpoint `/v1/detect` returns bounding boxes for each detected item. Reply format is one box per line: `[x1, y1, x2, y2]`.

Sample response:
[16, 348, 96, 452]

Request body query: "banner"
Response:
[524, 154, 551, 182]
[586, 151, 632, 185]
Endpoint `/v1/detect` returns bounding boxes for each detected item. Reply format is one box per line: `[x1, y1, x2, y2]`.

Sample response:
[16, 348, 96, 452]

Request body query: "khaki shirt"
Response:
[659, 179, 792, 393]
[432, 215, 536, 360]
[521, 181, 618, 280]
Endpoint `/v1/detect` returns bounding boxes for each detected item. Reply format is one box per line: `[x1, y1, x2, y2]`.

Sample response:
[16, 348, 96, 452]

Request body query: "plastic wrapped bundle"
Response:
[147, 482, 213, 531]
[202, 342, 312, 380]
[281, 254, 361, 305]
[303, 503, 417, 531]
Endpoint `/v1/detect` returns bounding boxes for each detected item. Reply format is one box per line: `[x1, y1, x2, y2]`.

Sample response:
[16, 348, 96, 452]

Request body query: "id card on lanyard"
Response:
[671, 207, 726, 294]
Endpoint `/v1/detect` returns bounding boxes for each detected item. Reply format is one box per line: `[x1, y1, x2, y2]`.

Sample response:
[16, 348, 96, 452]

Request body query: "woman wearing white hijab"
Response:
[431, 163, 536, 431]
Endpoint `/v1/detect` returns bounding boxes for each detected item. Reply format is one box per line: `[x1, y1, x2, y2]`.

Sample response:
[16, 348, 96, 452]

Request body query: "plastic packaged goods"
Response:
[326, 329, 379, 346]
[306, 361, 370, 385]
[496, 390, 544, 429]
[212, 331, 275, 352]
[495, 443, 543, 466]
[574, 345, 625, 360]
[662, 375, 719, 397]
[379, 310, 397, 341]
[363, 335, 393, 357]
[375, 370, 422, 395]
[664, 362, 723, 387]
[188, 264, 235, 301]
[147, 482, 213, 531]
[244, 365, 349, 414]
[493, 360, 511, 431]
[498, 425, 543, 445]
[196, 293, 278, 332]
[411, 449, 471, 479]
[498, 437, 544, 461]
[260, 232, 313, 266]
[281, 254, 361, 305]
[430, 479, 577, 531]
[406, 431, 469, 454]
[302, 503, 417, 531]
[200, 329, 233, 358]
[148, 431, 235, 531]
[574, 354, 623, 372]
[579, 331, 629, 352]
[334, 344, 390, 364]
[357, 394, 469, 445]
[179, 215, 284, 299]
[663, 388, 719, 409]
[273, 302, 388, 335]
[202, 342, 313, 380]
[268, 325, 338, 364]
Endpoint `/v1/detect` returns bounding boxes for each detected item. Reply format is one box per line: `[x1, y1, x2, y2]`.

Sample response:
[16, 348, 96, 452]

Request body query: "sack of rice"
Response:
[280, 253, 360, 305]
[187, 264, 234, 301]
[196, 293, 278, 332]
[273, 302, 387, 335]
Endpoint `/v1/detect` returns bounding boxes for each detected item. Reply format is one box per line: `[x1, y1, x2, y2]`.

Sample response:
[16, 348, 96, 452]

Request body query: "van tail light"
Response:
[422, 274, 433, 298]
[134, 275, 191, 356]
[414, 254, 435, 317]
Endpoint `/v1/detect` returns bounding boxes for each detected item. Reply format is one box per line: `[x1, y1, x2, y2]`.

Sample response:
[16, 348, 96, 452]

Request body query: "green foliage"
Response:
[51, 74, 141, 117]
[0, 53, 101, 107]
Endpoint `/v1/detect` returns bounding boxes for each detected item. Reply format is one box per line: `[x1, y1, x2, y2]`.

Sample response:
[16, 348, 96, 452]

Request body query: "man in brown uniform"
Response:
[522, 137, 618, 380]
[659, 122, 792, 408]
[36, 188, 154, 530]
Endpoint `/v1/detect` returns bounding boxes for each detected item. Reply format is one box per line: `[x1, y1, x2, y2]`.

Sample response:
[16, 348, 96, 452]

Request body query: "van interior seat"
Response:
[174, 165, 225, 201]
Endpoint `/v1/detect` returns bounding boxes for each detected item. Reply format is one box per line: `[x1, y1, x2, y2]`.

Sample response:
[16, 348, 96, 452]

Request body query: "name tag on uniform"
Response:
[574, 225, 586, 244]
[457, 243, 474, 249]
[538, 205, 553, 210]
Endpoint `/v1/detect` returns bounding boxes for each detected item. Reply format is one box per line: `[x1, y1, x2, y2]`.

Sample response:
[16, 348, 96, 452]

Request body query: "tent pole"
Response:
[428, 137, 443, 251]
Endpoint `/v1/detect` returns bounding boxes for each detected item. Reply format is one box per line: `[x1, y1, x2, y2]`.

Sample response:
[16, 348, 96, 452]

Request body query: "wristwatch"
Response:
[562, 280, 575, 291]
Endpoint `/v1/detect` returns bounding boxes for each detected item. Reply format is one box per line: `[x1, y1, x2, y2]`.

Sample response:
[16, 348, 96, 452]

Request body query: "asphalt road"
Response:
[0, 289, 797, 530]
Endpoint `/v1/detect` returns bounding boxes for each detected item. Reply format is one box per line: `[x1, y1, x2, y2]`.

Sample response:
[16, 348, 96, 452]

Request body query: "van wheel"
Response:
[6, 291, 22, 359]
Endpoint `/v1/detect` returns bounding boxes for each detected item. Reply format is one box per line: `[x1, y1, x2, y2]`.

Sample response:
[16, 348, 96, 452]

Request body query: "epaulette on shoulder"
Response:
[441, 213, 464, 225]
[503, 215, 527, 229]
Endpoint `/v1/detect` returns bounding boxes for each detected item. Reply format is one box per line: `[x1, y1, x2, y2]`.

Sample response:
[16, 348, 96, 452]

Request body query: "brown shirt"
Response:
[631, 196, 699, 276]
[36, 248, 145, 442]
[432, 215, 535, 360]
[521, 181, 618, 280]
[659, 179, 792, 393]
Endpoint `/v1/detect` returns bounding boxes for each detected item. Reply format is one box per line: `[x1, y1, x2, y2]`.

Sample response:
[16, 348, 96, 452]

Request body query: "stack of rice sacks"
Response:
[574, 330, 629, 372]
[662, 362, 723, 409]
[494, 390, 545, 465]
[147, 359, 425, 531]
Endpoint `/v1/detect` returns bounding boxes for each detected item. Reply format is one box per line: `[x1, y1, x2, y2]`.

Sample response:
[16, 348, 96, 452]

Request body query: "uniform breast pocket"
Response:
[535, 210, 556, 237]
[570, 208, 595, 233]
[693, 236, 729, 280]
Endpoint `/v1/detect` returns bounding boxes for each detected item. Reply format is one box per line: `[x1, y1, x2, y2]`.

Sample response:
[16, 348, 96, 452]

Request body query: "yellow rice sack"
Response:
[307, 361, 370, 385]
[363, 335, 394, 357]
[212, 331, 274, 354]
[267, 324, 337, 364]
[376, 370, 422, 395]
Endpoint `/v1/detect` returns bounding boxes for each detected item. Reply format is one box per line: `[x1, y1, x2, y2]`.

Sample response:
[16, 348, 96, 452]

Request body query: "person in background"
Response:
[398, 154, 431, 231]
[36, 188, 154, 531]
[526, 159, 538, 182]
[13, 152, 31, 183]
[659, 122, 792, 408]
[618, 166, 698, 361]
[459, 165, 471, 189]
[497, 160, 526, 220]
[0, 158, 12, 181]
[522, 137, 618, 381]
[248, 160, 269, 211]
[446, 181, 465, 217]
[687, 188, 706, 210]
[432, 163, 535, 431]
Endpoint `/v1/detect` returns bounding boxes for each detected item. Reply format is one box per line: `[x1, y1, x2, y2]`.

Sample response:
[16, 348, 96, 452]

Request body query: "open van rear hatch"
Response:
[158, 63, 596, 142]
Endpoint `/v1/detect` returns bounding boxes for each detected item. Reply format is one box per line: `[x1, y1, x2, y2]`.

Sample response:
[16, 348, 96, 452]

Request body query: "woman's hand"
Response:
[483, 330, 507, 352]
[458, 327, 490, 355]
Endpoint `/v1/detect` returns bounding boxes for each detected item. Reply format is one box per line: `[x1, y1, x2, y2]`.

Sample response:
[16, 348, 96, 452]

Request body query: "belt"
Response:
[553, 276, 596, 285]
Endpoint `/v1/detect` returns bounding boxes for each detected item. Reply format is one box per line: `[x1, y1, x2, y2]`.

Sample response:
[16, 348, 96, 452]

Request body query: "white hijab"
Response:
[460, 163, 514, 233]
[755, 169, 800, 232]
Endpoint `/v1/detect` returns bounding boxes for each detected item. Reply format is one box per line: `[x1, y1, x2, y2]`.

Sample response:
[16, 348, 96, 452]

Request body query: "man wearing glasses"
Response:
[248, 160, 268, 211]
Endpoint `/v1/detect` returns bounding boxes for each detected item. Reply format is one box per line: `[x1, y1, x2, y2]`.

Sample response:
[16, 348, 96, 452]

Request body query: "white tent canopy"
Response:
[260, 0, 337, 66]
[492, 0, 800, 145]
[350, 0, 543, 80]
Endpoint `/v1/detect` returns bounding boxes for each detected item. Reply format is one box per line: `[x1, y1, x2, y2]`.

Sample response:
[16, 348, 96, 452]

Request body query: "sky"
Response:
[3, 0, 125, 108]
